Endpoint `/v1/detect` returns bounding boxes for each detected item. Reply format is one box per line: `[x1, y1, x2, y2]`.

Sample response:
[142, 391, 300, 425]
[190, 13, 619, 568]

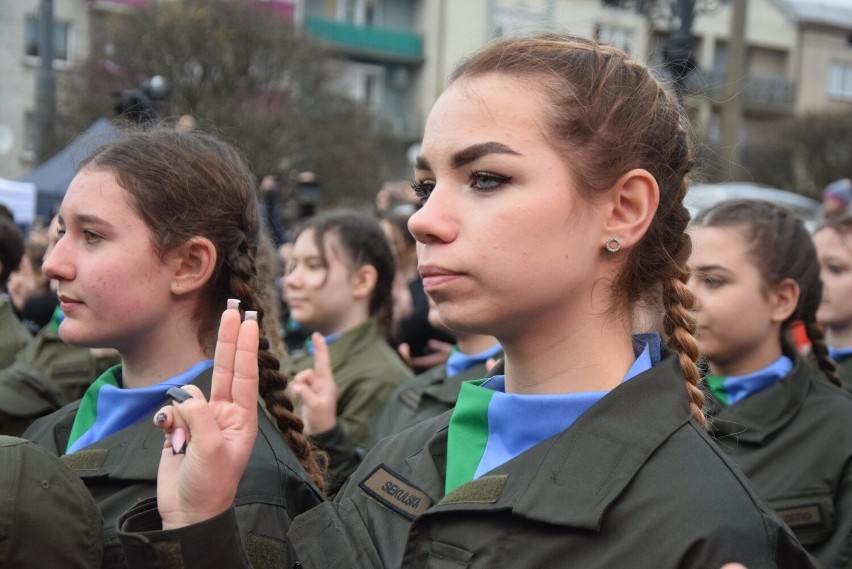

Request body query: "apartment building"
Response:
[0, 0, 92, 180]
[3, 0, 849, 183]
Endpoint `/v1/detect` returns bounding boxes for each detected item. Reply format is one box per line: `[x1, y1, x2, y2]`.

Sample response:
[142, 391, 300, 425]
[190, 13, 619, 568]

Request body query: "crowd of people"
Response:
[1, 32, 852, 569]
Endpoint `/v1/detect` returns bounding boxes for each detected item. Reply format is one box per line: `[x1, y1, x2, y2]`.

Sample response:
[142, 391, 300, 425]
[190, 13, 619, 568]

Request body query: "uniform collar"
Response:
[406, 350, 693, 529]
[707, 353, 810, 444]
[59, 368, 214, 481]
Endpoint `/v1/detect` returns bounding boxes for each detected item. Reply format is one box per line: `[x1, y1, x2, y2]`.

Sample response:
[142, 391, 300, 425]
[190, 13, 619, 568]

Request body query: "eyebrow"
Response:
[692, 264, 734, 275]
[415, 142, 522, 171]
[59, 213, 112, 228]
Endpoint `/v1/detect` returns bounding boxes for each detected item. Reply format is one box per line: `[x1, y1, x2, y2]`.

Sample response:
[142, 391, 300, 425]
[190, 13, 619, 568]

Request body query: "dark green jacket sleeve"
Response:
[118, 499, 254, 569]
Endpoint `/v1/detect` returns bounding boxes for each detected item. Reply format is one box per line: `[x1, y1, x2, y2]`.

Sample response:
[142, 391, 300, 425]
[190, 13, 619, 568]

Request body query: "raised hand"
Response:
[289, 332, 337, 435]
[152, 302, 260, 529]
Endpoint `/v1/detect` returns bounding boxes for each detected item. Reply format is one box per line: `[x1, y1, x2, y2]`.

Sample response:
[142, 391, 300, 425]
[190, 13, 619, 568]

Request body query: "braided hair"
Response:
[81, 127, 326, 489]
[692, 200, 841, 387]
[450, 34, 706, 426]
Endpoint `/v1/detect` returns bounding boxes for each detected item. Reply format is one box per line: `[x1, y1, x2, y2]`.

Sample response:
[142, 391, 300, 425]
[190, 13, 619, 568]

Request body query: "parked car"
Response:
[684, 182, 821, 232]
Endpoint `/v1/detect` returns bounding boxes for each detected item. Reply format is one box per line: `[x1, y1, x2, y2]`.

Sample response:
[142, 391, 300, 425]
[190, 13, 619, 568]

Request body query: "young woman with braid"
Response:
[689, 200, 852, 568]
[814, 213, 852, 388]
[119, 35, 813, 568]
[22, 128, 325, 569]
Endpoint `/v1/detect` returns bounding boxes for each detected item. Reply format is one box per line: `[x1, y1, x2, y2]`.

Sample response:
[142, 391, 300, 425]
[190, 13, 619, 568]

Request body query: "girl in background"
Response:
[814, 213, 852, 388]
[8, 230, 56, 334]
[380, 211, 454, 372]
[283, 210, 412, 491]
[126, 35, 813, 568]
[689, 199, 852, 568]
[23, 128, 325, 568]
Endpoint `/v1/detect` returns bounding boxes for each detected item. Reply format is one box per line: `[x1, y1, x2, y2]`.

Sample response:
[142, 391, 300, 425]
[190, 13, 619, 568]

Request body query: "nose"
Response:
[686, 277, 703, 312]
[408, 185, 457, 246]
[41, 234, 73, 282]
[282, 266, 302, 290]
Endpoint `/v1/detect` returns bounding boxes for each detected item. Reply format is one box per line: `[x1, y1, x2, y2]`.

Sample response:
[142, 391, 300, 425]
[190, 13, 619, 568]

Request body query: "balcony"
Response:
[685, 70, 796, 114]
[303, 17, 423, 63]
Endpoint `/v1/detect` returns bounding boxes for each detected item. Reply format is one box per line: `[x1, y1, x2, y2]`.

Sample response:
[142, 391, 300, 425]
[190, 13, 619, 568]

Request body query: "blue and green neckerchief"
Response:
[445, 343, 502, 378]
[66, 359, 213, 454]
[445, 334, 659, 494]
[705, 355, 793, 407]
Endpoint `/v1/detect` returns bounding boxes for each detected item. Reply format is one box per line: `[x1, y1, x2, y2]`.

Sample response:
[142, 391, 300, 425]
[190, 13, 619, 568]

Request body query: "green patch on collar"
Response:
[61, 448, 108, 471]
[440, 474, 507, 505]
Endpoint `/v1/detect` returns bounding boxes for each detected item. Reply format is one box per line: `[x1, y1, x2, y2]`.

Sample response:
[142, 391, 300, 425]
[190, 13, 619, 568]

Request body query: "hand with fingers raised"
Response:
[152, 300, 260, 530]
[289, 332, 338, 435]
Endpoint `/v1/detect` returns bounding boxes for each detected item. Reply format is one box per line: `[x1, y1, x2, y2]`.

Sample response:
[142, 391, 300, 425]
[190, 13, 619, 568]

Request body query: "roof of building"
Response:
[776, 0, 852, 30]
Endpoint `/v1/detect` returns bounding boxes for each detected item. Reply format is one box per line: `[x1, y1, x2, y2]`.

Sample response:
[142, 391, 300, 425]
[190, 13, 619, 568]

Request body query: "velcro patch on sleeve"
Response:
[440, 474, 507, 505]
[358, 463, 433, 520]
[61, 448, 108, 471]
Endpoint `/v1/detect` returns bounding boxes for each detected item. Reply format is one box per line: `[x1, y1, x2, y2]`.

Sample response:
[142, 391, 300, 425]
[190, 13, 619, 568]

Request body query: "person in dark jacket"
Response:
[119, 34, 816, 569]
[689, 199, 852, 568]
[813, 213, 852, 388]
[23, 129, 325, 568]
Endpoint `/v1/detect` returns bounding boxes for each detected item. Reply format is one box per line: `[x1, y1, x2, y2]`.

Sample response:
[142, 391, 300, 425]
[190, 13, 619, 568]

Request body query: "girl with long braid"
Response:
[814, 213, 852, 388]
[123, 35, 813, 568]
[689, 200, 852, 568]
[23, 128, 325, 568]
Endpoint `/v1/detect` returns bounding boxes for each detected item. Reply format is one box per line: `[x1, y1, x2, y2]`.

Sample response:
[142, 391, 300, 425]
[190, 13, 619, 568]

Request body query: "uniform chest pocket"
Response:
[426, 541, 473, 569]
[769, 491, 835, 546]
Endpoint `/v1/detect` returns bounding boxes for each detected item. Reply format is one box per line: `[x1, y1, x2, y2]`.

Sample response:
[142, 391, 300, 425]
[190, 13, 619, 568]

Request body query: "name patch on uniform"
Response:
[776, 504, 825, 529]
[358, 464, 432, 520]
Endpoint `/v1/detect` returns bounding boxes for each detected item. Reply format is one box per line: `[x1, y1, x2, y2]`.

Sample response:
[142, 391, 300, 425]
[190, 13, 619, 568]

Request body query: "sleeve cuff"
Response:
[117, 499, 251, 569]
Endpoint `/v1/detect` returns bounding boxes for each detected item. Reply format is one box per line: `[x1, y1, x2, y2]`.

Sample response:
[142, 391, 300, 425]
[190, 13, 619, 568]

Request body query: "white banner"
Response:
[0, 178, 37, 225]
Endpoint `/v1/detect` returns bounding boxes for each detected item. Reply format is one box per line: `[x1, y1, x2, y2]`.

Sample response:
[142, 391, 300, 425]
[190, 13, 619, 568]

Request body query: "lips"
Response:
[418, 265, 464, 290]
[57, 294, 84, 312]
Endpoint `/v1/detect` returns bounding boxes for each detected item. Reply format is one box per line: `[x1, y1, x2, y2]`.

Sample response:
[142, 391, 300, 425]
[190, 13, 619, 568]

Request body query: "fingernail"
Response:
[166, 386, 193, 403]
[154, 412, 168, 425]
[245, 311, 257, 321]
[227, 298, 241, 310]
[172, 428, 187, 455]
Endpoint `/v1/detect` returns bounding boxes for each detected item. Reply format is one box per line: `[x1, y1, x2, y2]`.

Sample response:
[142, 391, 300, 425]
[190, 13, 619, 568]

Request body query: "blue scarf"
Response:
[66, 360, 213, 454]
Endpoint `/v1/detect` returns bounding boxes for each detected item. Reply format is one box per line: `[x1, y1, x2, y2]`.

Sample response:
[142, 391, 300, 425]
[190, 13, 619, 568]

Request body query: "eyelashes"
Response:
[410, 171, 512, 203]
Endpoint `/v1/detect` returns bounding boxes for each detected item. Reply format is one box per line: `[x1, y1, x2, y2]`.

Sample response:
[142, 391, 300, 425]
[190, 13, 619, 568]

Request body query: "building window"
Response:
[338, 0, 375, 25]
[24, 15, 70, 61]
[828, 61, 852, 100]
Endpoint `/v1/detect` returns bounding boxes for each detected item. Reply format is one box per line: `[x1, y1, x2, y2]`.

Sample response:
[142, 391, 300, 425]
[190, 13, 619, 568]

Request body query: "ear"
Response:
[768, 278, 800, 323]
[350, 265, 378, 301]
[169, 237, 217, 297]
[602, 169, 660, 250]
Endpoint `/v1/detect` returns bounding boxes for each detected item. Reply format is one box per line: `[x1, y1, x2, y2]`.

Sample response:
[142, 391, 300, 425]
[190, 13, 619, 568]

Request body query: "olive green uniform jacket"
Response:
[116, 352, 815, 568]
[311, 360, 494, 495]
[24, 367, 324, 569]
[0, 325, 121, 436]
[835, 355, 852, 391]
[367, 359, 493, 447]
[287, 318, 411, 448]
[0, 300, 31, 368]
[706, 355, 852, 569]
